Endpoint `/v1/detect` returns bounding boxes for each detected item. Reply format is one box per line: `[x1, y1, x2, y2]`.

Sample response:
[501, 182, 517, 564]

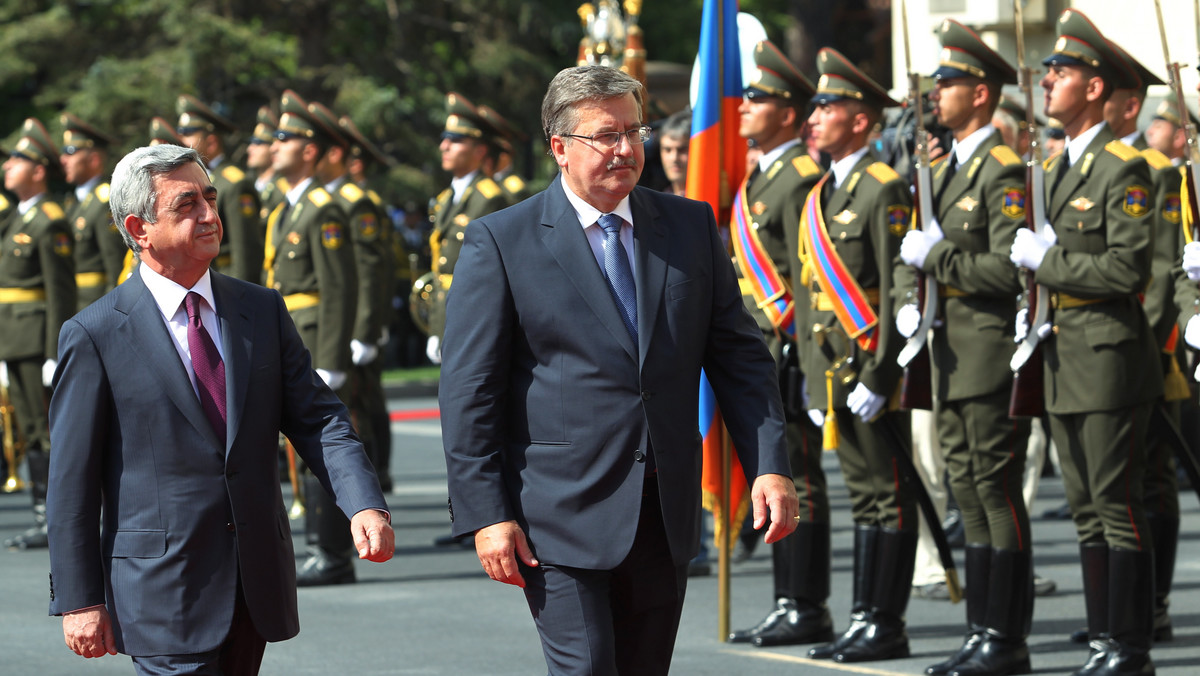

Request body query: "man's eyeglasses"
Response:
[562, 126, 652, 149]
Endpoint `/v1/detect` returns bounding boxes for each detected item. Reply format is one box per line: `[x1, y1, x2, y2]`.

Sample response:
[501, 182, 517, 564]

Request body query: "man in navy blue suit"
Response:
[45, 144, 392, 675]
[439, 65, 799, 675]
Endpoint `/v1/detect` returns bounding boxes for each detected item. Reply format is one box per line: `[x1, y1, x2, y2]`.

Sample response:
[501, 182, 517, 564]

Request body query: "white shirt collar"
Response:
[451, 170, 478, 205]
[1065, 121, 1107, 167]
[831, 146, 871, 189]
[75, 175, 102, 203]
[757, 139, 802, 173]
[139, 263, 217, 323]
[324, 175, 346, 195]
[207, 154, 225, 171]
[17, 192, 45, 215]
[560, 178, 634, 230]
[285, 176, 314, 206]
[951, 126, 997, 167]
[1120, 130, 1141, 147]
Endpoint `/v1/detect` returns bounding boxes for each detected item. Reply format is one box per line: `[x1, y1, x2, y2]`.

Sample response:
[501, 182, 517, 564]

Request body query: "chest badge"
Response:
[1068, 197, 1095, 212]
[454, 214, 470, 227]
[13, 233, 32, 244]
[832, 210, 856, 225]
[955, 196, 979, 212]
[752, 201, 767, 216]
[287, 232, 302, 245]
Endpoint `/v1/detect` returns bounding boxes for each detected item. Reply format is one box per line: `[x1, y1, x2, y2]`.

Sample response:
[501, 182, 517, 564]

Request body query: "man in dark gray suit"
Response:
[45, 144, 392, 675]
[439, 65, 798, 675]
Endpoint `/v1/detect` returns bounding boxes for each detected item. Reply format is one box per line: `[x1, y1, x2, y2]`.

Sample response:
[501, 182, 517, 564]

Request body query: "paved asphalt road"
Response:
[2, 393, 1198, 675]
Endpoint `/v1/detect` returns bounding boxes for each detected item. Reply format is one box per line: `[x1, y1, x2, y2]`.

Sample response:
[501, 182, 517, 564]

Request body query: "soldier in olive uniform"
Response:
[248, 105, 287, 225]
[896, 21, 1032, 676]
[478, 104, 532, 205]
[59, 114, 123, 311]
[1101, 45, 1186, 647]
[266, 90, 362, 586]
[1, 120, 76, 550]
[308, 101, 394, 496]
[798, 49, 916, 664]
[176, 94, 264, 284]
[339, 114, 401, 492]
[1008, 11, 1163, 675]
[425, 92, 510, 363]
[726, 40, 832, 650]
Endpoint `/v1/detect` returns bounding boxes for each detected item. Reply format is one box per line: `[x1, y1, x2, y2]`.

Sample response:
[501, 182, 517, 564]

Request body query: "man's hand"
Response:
[899, 218, 943, 269]
[43, 359, 57, 387]
[896, 304, 921, 338]
[847, 382, 886, 422]
[750, 473, 799, 545]
[426, 336, 442, 364]
[316, 369, 347, 391]
[350, 509, 394, 562]
[474, 520, 539, 588]
[63, 607, 117, 658]
[350, 339, 378, 366]
[1185, 241, 1200, 281]
[1010, 225, 1055, 271]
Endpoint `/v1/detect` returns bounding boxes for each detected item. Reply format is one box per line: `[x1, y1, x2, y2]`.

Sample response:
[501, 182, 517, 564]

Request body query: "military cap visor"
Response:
[275, 90, 343, 144]
[12, 119, 60, 171]
[1153, 94, 1200, 128]
[442, 92, 493, 141]
[1041, 10, 1140, 90]
[745, 40, 815, 102]
[175, 94, 236, 135]
[60, 113, 117, 152]
[812, 48, 900, 109]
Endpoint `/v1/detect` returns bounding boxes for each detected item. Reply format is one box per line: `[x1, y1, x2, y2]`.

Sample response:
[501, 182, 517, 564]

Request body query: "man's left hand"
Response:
[350, 509, 394, 562]
[899, 218, 943, 268]
[750, 473, 799, 545]
[43, 359, 57, 387]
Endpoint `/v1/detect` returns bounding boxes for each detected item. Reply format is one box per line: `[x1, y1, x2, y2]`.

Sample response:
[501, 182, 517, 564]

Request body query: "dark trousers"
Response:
[522, 482, 688, 676]
[131, 582, 266, 675]
[832, 409, 917, 531]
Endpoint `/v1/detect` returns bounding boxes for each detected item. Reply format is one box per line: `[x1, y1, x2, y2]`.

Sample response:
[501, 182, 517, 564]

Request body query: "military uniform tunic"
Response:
[427, 172, 508, 339]
[209, 159, 264, 284]
[69, 179, 126, 310]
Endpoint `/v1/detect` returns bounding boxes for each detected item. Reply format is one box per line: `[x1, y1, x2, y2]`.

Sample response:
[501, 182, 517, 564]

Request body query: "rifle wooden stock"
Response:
[1009, 161, 1046, 418]
[900, 342, 933, 411]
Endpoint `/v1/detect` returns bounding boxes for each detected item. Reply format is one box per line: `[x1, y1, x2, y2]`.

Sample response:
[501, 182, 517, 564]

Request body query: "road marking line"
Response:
[718, 649, 911, 675]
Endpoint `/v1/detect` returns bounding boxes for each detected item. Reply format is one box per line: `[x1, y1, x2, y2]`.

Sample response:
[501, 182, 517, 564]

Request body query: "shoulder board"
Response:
[989, 146, 1022, 167]
[931, 154, 949, 166]
[339, 182, 365, 202]
[1043, 151, 1062, 171]
[41, 201, 65, 221]
[437, 188, 453, 204]
[1140, 148, 1172, 171]
[0, 194, 9, 211]
[476, 178, 501, 200]
[1104, 141, 1140, 162]
[96, 183, 111, 203]
[503, 174, 526, 193]
[307, 187, 332, 207]
[791, 155, 821, 178]
[366, 189, 383, 205]
[865, 162, 900, 185]
[220, 165, 246, 183]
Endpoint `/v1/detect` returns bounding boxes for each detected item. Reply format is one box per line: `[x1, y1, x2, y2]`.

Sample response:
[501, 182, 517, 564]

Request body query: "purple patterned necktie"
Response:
[184, 292, 227, 446]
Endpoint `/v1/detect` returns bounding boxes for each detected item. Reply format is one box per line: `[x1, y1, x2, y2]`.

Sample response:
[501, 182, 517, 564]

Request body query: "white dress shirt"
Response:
[139, 264, 224, 401]
[560, 179, 637, 276]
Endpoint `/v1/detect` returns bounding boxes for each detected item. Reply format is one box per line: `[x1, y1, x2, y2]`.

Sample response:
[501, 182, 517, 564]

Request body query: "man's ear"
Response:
[549, 136, 569, 169]
[125, 214, 150, 250]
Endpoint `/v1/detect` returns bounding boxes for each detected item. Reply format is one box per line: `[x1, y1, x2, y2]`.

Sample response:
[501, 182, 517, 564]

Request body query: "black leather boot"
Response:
[298, 474, 356, 586]
[926, 543, 990, 675]
[1085, 548, 1154, 676]
[752, 522, 834, 646]
[1069, 542, 1109, 649]
[1147, 514, 1177, 642]
[809, 524, 878, 659]
[949, 548, 1033, 676]
[833, 526, 916, 663]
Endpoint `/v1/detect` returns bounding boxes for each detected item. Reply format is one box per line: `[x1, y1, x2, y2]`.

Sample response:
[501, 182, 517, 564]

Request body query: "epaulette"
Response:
[476, 177, 501, 200]
[1043, 151, 1063, 171]
[1141, 148, 1172, 171]
[96, 183, 111, 203]
[367, 189, 383, 206]
[41, 201, 65, 221]
[865, 162, 900, 185]
[503, 174, 526, 194]
[0, 194, 9, 212]
[1104, 140, 1140, 162]
[339, 182, 364, 202]
[791, 155, 821, 178]
[931, 154, 949, 166]
[436, 188, 453, 204]
[220, 165, 245, 183]
[989, 146, 1022, 167]
[307, 187, 332, 207]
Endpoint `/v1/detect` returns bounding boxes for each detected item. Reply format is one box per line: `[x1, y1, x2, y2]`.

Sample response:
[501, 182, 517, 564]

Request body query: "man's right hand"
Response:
[474, 520, 539, 588]
[63, 607, 117, 658]
[426, 336, 442, 364]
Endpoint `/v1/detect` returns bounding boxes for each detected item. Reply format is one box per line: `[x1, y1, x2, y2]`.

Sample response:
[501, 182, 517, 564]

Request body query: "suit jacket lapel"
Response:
[630, 187, 667, 366]
[213, 273, 251, 455]
[114, 272, 223, 451]
[540, 176, 638, 360]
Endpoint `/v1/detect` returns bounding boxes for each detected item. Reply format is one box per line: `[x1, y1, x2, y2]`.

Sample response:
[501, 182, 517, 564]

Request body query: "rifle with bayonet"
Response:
[1008, 0, 1047, 417]
[896, 0, 937, 411]
[1156, 0, 1200, 245]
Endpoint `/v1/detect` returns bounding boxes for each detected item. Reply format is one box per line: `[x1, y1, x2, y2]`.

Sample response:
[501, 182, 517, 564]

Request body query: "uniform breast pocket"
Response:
[1084, 314, 1136, 349]
[1060, 205, 1106, 254]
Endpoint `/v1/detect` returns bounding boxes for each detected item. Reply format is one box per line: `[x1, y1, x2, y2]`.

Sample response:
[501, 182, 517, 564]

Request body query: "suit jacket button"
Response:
[641, 390, 652, 401]
[226, 522, 236, 532]
[634, 450, 645, 462]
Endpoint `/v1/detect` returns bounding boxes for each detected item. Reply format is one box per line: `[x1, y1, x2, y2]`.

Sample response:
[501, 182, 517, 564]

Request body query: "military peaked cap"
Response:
[306, 101, 350, 149]
[275, 90, 343, 144]
[176, 94, 237, 135]
[745, 40, 815, 102]
[338, 116, 394, 168]
[251, 106, 278, 144]
[813, 48, 900, 109]
[60, 113, 117, 152]
[12, 118, 60, 171]
[1042, 9, 1140, 90]
[148, 116, 185, 146]
[442, 92, 491, 141]
[933, 19, 1017, 85]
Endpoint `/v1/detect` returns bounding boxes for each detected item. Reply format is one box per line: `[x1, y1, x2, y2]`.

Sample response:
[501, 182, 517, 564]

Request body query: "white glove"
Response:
[847, 382, 886, 422]
[807, 409, 825, 427]
[350, 339, 379, 365]
[426, 336, 442, 365]
[896, 304, 921, 338]
[377, 327, 391, 347]
[1183, 241, 1200, 282]
[0, 362, 8, 388]
[316, 369, 347, 391]
[899, 218, 943, 268]
[42, 359, 56, 387]
[1014, 308, 1029, 343]
[1186, 315, 1200, 350]
[1010, 227, 1054, 271]
[1039, 222, 1057, 245]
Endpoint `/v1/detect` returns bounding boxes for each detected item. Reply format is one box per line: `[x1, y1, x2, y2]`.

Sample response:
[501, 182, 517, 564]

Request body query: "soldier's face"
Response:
[246, 141, 272, 170]
[271, 137, 307, 176]
[134, 163, 223, 278]
[931, 78, 977, 131]
[60, 148, 98, 185]
[439, 137, 484, 177]
[3, 156, 38, 195]
[1041, 64, 1094, 126]
[552, 93, 644, 213]
[1145, 119, 1181, 157]
[738, 94, 787, 143]
[807, 101, 864, 160]
[659, 134, 689, 184]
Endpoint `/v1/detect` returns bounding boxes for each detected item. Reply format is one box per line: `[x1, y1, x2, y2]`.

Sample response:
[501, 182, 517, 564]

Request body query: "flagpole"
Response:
[716, 0, 734, 644]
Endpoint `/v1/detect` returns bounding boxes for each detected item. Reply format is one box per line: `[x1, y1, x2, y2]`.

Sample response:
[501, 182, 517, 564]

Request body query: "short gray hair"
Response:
[541, 66, 645, 143]
[110, 145, 206, 254]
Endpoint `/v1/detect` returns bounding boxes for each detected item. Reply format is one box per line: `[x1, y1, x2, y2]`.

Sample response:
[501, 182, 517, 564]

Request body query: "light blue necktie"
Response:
[598, 213, 637, 342]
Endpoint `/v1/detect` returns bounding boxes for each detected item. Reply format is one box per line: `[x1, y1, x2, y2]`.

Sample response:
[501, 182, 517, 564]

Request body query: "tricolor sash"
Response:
[800, 173, 880, 353]
[731, 178, 794, 337]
